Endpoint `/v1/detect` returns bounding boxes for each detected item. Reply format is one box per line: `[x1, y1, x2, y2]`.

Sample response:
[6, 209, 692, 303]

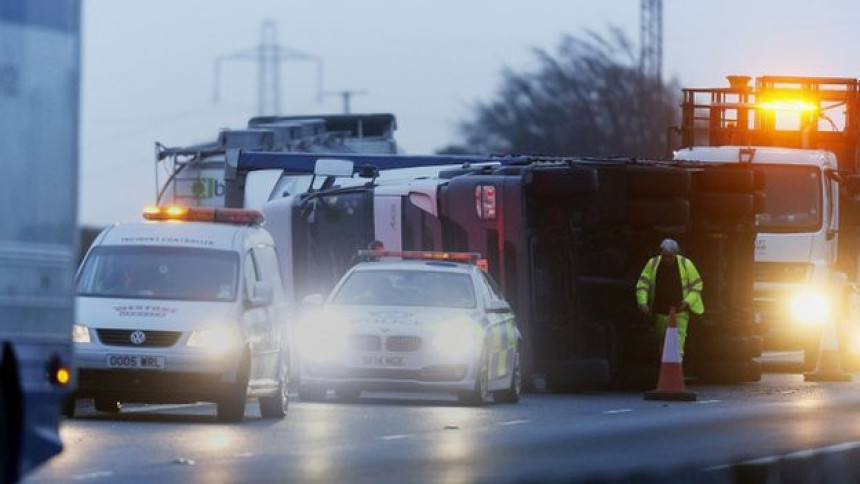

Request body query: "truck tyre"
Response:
[627, 166, 691, 197]
[217, 352, 250, 423]
[259, 360, 288, 419]
[528, 167, 598, 197]
[492, 350, 521, 404]
[692, 336, 759, 361]
[694, 168, 757, 193]
[613, 363, 659, 390]
[94, 398, 121, 414]
[1, 348, 21, 483]
[694, 193, 755, 219]
[298, 384, 327, 402]
[458, 351, 488, 406]
[1, 379, 9, 483]
[627, 198, 689, 227]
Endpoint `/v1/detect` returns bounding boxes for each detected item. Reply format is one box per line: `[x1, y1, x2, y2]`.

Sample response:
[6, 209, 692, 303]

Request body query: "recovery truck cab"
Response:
[673, 75, 860, 369]
[72, 206, 290, 422]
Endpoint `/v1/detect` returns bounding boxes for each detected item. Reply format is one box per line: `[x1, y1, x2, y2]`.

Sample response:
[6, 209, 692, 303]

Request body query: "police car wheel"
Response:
[93, 398, 121, 414]
[458, 353, 488, 406]
[217, 352, 250, 423]
[493, 351, 521, 404]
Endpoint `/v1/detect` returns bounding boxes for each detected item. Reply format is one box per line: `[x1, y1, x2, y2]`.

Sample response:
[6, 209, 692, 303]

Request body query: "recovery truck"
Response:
[672, 75, 860, 370]
[224, 151, 764, 390]
[1, 1, 81, 481]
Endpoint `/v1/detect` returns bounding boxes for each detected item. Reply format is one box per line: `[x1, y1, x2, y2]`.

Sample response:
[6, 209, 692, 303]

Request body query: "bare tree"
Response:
[446, 28, 677, 158]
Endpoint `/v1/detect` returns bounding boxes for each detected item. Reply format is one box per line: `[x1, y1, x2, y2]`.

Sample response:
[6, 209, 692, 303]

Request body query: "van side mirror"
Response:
[486, 300, 511, 314]
[248, 281, 273, 307]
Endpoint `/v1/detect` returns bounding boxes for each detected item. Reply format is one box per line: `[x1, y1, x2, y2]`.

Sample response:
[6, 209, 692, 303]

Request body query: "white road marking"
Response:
[121, 403, 211, 414]
[378, 434, 410, 441]
[696, 399, 722, 404]
[498, 419, 529, 426]
[71, 471, 114, 481]
[602, 409, 633, 415]
[235, 452, 255, 458]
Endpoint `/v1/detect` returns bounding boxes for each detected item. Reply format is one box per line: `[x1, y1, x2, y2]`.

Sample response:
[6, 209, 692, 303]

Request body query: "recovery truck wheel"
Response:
[61, 395, 77, 418]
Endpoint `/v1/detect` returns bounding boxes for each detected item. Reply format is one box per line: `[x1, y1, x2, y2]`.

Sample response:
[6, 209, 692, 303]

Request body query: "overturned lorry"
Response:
[224, 152, 764, 390]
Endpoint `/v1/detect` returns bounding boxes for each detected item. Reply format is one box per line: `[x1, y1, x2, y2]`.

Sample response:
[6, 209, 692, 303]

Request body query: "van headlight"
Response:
[432, 319, 478, 360]
[187, 326, 241, 353]
[788, 291, 831, 325]
[73, 323, 91, 344]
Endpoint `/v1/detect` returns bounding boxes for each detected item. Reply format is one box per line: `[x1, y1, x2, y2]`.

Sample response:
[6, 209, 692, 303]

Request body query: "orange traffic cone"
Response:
[644, 307, 697, 401]
[804, 314, 851, 382]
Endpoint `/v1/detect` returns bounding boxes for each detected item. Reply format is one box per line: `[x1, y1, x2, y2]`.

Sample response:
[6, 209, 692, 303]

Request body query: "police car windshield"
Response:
[76, 246, 239, 302]
[331, 269, 477, 309]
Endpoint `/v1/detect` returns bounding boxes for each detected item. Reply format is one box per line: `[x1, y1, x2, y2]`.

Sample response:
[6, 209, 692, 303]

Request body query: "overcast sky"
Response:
[79, 0, 860, 226]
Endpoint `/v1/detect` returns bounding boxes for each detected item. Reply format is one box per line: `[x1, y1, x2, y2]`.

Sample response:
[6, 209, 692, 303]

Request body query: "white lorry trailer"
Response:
[0, 1, 81, 481]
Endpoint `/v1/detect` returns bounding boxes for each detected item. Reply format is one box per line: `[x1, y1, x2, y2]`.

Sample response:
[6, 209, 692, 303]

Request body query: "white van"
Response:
[70, 206, 290, 422]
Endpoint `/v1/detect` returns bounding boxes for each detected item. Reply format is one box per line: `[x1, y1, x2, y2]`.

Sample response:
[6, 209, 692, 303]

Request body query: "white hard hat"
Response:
[659, 238, 679, 254]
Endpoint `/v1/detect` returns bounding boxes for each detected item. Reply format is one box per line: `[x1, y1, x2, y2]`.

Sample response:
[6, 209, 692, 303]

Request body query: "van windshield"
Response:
[77, 246, 239, 301]
[756, 164, 822, 233]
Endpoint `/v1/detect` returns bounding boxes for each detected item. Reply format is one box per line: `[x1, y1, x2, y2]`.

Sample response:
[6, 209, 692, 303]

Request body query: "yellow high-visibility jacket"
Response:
[636, 255, 704, 315]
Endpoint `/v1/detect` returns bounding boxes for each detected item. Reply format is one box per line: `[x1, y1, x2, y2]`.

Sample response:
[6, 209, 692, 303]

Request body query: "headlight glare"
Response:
[788, 291, 830, 325]
[298, 318, 351, 362]
[187, 326, 241, 353]
[433, 320, 477, 360]
[72, 323, 91, 344]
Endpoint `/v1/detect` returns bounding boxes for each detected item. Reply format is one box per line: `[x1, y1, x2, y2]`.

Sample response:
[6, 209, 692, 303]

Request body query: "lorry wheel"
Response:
[258, 365, 288, 419]
[492, 350, 521, 404]
[546, 358, 610, 391]
[627, 166, 691, 197]
[626, 198, 689, 228]
[1, 381, 8, 482]
[693, 193, 755, 219]
[298, 384, 327, 402]
[94, 398, 121, 414]
[695, 361, 758, 384]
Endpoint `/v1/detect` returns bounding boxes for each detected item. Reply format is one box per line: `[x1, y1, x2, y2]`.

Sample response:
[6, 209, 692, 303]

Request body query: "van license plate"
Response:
[107, 354, 165, 370]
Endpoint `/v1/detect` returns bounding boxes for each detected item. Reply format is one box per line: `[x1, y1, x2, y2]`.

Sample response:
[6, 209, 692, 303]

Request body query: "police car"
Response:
[297, 251, 521, 405]
[71, 206, 290, 422]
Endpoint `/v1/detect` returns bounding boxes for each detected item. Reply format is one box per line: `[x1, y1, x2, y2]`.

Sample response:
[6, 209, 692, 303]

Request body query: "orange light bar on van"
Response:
[142, 205, 264, 225]
[356, 250, 483, 263]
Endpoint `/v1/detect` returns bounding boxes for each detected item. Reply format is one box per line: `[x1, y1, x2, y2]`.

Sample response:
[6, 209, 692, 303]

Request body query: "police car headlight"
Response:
[187, 326, 241, 353]
[297, 317, 351, 363]
[433, 320, 477, 360]
[788, 290, 830, 325]
[72, 323, 91, 344]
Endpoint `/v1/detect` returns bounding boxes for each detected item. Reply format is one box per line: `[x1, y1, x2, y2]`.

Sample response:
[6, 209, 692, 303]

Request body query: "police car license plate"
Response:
[107, 354, 165, 370]
[361, 354, 404, 367]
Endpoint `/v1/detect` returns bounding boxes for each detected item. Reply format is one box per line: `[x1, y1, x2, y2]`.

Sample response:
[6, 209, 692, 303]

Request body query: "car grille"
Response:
[350, 334, 382, 351]
[97, 329, 182, 347]
[386, 335, 422, 352]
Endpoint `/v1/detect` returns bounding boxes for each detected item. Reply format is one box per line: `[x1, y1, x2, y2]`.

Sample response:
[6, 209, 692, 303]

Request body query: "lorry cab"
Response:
[71, 206, 290, 422]
[675, 146, 839, 357]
